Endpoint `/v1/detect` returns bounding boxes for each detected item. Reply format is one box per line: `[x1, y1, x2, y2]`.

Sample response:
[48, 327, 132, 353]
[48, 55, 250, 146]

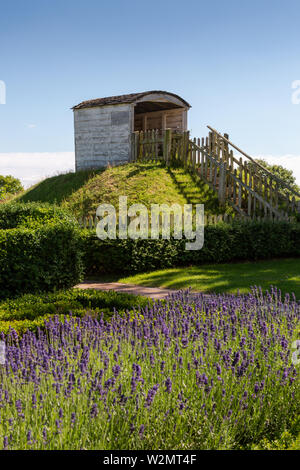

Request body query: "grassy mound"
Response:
[17, 163, 227, 217]
[18, 169, 99, 206]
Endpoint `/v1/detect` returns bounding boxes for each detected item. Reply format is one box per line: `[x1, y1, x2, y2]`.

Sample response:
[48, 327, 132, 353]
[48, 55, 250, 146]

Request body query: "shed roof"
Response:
[72, 90, 191, 110]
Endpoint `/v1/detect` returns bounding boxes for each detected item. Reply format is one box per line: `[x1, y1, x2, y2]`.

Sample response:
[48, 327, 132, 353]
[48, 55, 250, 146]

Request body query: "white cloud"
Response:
[0, 152, 75, 188]
[0, 152, 299, 192]
[26, 124, 37, 129]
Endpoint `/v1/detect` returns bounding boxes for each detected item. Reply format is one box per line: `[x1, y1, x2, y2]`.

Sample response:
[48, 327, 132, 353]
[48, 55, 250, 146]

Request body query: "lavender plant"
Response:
[0, 287, 299, 450]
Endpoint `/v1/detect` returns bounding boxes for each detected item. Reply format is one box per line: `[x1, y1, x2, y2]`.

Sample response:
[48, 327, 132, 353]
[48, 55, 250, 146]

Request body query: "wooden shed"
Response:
[72, 90, 191, 171]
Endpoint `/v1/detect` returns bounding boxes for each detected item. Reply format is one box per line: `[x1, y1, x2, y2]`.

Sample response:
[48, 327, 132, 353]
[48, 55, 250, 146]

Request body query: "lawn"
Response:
[117, 258, 300, 299]
[16, 169, 101, 205]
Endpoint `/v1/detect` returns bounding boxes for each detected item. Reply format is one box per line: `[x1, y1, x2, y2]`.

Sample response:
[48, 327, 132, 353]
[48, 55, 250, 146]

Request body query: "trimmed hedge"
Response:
[0, 201, 75, 229]
[0, 289, 150, 335]
[0, 220, 84, 299]
[1, 201, 299, 299]
[0, 202, 84, 299]
[81, 220, 300, 276]
[0, 288, 149, 320]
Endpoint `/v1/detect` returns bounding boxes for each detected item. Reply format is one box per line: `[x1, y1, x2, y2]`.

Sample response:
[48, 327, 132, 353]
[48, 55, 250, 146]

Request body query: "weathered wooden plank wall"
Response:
[134, 108, 185, 133]
[74, 104, 133, 171]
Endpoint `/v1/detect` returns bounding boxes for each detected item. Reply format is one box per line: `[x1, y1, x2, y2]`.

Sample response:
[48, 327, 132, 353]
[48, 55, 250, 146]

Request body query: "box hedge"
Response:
[0, 202, 84, 299]
[1, 200, 299, 300]
[0, 288, 150, 335]
[0, 220, 84, 299]
[0, 201, 76, 229]
[81, 220, 300, 276]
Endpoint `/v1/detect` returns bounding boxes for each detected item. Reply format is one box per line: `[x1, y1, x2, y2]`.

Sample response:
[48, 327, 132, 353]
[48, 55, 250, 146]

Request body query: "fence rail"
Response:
[130, 127, 300, 221]
[78, 210, 292, 230]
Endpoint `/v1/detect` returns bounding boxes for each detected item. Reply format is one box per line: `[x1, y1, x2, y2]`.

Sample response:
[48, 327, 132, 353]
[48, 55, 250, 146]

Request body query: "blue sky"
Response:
[1, 0, 300, 186]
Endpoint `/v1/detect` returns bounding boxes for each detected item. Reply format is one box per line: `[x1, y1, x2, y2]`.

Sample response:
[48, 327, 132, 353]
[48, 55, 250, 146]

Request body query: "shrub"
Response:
[0, 175, 23, 201]
[0, 289, 150, 335]
[0, 201, 75, 229]
[0, 220, 84, 299]
[81, 220, 300, 275]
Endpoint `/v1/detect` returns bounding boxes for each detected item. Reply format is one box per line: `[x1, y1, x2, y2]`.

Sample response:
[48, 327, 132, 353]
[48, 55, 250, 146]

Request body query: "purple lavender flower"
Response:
[145, 384, 159, 407]
[112, 364, 121, 377]
[139, 424, 145, 438]
[165, 377, 172, 394]
[90, 403, 99, 418]
[27, 430, 32, 445]
[3, 436, 8, 450]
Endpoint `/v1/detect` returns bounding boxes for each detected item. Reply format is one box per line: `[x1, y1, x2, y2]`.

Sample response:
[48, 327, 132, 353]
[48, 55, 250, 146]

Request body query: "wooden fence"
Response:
[130, 127, 300, 221]
[78, 210, 292, 231]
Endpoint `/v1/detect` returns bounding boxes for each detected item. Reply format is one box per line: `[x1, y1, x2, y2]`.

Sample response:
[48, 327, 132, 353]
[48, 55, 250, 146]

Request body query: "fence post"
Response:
[163, 128, 172, 165]
[223, 133, 229, 162]
[218, 161, 227, 205]
[131, 132, 137, 162]
[183, 130, 190, 166]
[134, 131, 140, 161]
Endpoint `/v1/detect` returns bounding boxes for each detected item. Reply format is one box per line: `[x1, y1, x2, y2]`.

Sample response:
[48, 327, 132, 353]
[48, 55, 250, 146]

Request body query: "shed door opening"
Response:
[134, 100, 186, 133]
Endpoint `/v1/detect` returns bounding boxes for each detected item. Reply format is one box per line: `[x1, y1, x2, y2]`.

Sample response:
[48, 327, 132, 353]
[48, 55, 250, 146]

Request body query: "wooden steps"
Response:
[131, 127, 300, 221]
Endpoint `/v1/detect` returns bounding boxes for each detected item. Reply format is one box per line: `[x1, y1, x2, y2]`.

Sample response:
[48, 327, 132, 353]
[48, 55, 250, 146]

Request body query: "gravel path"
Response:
[74, 281, 179, 300]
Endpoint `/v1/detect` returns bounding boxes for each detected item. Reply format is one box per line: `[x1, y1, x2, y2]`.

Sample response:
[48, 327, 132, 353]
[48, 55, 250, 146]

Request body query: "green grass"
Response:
[16, 163, 228, 218]
[17, 169, 101, 205]
[117, 258, 300, 299]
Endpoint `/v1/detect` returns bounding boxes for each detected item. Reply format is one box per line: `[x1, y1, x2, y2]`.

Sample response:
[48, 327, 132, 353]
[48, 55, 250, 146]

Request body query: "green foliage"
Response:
[0, 210, 84, 299]
[18, 170, 100, 205]
[0, 289, 150, 335]
[0, 201, 75, 229]
[81, 220, 300, 276]
[251, 416, 300, 450]
[0, 175, 23, 200]
[249, 158, 300, 195]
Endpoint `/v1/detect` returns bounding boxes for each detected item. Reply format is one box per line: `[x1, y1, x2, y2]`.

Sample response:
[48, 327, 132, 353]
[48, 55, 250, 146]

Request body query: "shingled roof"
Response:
[72, 90, 191, 110]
